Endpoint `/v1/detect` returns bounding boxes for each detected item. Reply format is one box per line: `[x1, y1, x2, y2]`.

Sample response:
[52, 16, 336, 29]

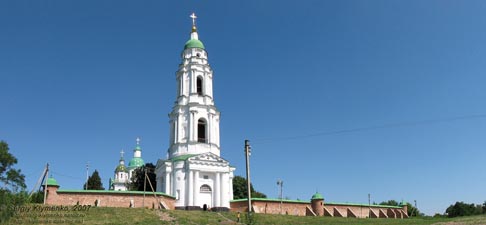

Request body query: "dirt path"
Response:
[157, 210, 176, 223]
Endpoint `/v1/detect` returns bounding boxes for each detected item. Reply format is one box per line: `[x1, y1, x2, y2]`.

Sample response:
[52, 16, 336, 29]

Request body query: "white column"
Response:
[174, 117, 179, 144]
[179, 76, 183, 97]
[194, 170, 199, 207]
[208, 113, 212, 144]
[221, 173, 229, 207]
[190, 111, 197, 142]
[188, 111, 193, 142]
[191, 70, 195, 94]
[172, 170, 178, 200]
[215, 172, 220, 207]
[165, 172, 171, 195]
[188, 170, 193, 206]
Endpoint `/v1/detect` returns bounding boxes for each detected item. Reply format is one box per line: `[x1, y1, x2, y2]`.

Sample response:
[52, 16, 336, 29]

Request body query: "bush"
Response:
[0, 190, 29, 223]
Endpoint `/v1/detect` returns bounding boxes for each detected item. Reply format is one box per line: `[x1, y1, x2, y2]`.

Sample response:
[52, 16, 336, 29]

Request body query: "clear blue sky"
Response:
[1, 0, 486, 215]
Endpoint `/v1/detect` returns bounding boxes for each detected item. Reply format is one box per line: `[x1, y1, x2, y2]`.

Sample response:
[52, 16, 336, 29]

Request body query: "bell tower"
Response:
[156, 13, 234, 209]
[168, 12, 221, 158]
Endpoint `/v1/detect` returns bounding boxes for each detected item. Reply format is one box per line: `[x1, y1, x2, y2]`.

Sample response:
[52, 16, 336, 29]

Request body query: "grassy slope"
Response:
[7, 206, 486, 225]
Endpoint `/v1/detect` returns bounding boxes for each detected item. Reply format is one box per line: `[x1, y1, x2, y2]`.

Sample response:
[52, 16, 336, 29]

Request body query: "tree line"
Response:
[444, 201, 486, 218]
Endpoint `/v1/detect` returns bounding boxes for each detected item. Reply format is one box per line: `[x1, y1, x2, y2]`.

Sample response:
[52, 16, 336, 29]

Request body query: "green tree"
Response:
[29, 190, 44, 203]
[83, 170, 104, 190]
[232, 175, 267, 199]
[0, 141, 28, 223]
[129, 163, 156, 191]
[445, 201, 483, 218]
[0, 141, 26, 191]
[379, 200, 399, 206]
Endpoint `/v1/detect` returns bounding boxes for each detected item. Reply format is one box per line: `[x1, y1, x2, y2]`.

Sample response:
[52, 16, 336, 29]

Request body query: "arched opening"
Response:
[198, 119, 207, 143]
[200, 184, 212, 193]
[196, 77, 203, 95]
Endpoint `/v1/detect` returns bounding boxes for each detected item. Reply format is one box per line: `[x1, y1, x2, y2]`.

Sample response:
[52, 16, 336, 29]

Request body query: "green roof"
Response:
[231, 198, 310, 204]
[326, 202, 403, 209]
[45, 177, 59, 187]
[128, 157, 145, 168]
[230, 198, 404, 209]
[311, 192, 324, 200]
[115, 164, 128, 173]
[56, 189, 175, 199]
[184, 39, 205, 50]
[170, 154, 196, 162]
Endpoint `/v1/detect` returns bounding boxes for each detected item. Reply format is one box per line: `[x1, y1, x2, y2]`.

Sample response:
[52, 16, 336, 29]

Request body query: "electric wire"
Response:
[252, 113, 486, 145]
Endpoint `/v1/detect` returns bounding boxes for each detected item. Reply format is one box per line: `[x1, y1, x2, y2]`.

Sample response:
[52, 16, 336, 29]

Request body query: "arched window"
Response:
[200, 184, 212, 193]
[198, 119, 207, 143]
[196, 77, 203, 95]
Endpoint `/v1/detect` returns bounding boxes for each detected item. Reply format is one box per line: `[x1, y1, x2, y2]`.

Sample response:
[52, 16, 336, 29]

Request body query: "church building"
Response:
[155, 13, 235, 210]
[110, 137, 145, 191]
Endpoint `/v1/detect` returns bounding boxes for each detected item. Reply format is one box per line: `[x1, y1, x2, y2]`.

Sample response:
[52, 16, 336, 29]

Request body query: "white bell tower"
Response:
[168, 13, 220, 158]
[156, 13, 234, 209]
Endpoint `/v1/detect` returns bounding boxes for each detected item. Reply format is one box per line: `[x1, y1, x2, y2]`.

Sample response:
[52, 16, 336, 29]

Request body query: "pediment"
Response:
[189, 152, 228, 164]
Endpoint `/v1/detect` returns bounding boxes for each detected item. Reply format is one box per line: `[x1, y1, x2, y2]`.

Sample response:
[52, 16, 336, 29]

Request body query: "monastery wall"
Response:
[231, 200, 309, 216]
[230, 199, 408, 219]
[46, 186, 175, 210]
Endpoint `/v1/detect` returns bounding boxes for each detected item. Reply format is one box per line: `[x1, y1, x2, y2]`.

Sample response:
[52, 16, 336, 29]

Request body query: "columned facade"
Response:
[156, 13, 234, 209]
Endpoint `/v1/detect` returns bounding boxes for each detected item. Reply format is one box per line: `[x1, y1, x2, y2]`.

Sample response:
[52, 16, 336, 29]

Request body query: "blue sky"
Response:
[1, 0, 486, 215]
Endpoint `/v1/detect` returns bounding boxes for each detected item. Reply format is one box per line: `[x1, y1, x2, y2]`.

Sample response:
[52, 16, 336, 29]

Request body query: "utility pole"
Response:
[244, 140, 252, 222]
[43, 163, 49, 204]
[143, 167, 147, 207]
[414, 200, 417, 217]
[277, 179, 283, 214]
[85, 162, 89, 190]
[368, 193, 371, 218]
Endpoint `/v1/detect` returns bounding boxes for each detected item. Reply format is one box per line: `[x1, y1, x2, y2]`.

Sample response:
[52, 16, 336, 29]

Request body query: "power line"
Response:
[252, 113, 486, 144]
[51, 171, 84, 181]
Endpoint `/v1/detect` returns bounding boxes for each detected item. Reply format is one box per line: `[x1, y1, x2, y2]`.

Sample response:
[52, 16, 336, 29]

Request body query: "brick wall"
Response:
[46, 186, 175, 209]
[230, 199, 408, 219]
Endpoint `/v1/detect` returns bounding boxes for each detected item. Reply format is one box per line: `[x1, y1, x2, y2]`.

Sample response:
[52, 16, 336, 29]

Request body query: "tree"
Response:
[233, 175, 267, 199]
[406, 202, 423, 217]
[129, 163, 156, 191]
[446, 201, 483, 218]
[379, 200, 399, 206]
[83, 170, 104, 190]
[29, 190, 44, 203]
[0, 141, 26, 191]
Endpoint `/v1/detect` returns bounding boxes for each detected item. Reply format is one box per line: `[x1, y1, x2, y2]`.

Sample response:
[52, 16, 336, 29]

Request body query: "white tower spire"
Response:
[190, 12, 199, 40]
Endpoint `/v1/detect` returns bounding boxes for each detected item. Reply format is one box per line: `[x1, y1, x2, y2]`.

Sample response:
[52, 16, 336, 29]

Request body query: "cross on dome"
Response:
[120, 149, 124, 158]
[136, 137, 141, 146]
[190, 12, 197, 26]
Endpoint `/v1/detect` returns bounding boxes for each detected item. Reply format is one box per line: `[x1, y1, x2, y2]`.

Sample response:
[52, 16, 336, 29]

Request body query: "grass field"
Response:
[6, 205, 486, 225]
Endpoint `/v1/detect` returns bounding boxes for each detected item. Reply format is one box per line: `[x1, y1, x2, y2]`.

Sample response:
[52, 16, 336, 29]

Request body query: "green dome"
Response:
[45, 177, 59, 187]
[128, 157, 145, 169]
[184, 39, 205, 50]
[115, 164, 128, 173]
[311, 192, 324, 200]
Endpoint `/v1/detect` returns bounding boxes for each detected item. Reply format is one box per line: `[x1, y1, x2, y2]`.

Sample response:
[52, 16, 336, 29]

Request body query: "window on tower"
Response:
[196, 77, 203, 95]
[198, 119, 207, 143]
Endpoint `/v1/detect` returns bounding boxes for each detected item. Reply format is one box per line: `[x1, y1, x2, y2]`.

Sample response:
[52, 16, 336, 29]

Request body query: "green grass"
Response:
[7, 205, 162, 225]
[6, 205, 486, 225]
